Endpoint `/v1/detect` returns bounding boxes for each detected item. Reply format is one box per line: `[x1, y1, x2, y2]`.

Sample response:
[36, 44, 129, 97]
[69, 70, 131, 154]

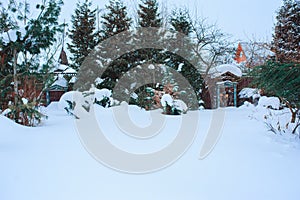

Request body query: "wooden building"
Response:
[45, 48, 77, 105]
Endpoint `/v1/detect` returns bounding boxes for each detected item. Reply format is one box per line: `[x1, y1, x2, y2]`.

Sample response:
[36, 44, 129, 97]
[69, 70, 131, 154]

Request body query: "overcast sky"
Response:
[57, 0, 283, 42]
[16, 0, 283, 42]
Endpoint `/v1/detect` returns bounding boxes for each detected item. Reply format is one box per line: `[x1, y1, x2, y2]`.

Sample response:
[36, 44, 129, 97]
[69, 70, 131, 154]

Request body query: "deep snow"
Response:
[1, 103, 300, 200]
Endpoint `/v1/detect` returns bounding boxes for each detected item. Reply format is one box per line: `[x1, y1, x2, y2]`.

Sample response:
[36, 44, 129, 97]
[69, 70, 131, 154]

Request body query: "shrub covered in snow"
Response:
[59, 88, 119, 118]
[58, 91, 84, 111]
[2, 98, 46, 127]
[250, 104, 300, 136]
[94, 88, 112, 108]
[257, 96, 280, 110]
[238, 101, 255, 109]
[161, 94, 188, 115]
[263, 109, 300, 135]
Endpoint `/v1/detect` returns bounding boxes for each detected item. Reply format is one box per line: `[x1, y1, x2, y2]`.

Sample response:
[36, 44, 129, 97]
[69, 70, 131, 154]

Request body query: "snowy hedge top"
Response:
[239, 88, 260, 99]
[209, 64, 242, 78]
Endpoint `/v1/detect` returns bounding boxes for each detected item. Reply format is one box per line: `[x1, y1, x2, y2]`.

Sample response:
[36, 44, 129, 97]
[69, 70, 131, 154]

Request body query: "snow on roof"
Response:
[51, 76, 68, 88]
[54, 64, 77, 74]
[64, 67, 77, 74]
[209, 64, 242, 78]
[69, 76, 77, 84]
[56, 64, 69, 71]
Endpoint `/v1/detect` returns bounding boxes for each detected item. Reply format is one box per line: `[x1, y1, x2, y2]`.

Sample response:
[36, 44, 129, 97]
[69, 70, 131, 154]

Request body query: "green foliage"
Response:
[4, 98, 47, 126]
[68, 0, 97, 71]
[94, 96, 110, 108]
[170, 8, 192, 36]
[138, 0, 162, 28]
[251, 61, 300, 125]
[0, 0, 64, 126]
[64, 100, 79, 119]
[251, 61, 300, 108]
[100, 0, 132, 40]
[163, 103, 182, 115]
[0, 0, 64, 75]
[272, 0, 300, 63]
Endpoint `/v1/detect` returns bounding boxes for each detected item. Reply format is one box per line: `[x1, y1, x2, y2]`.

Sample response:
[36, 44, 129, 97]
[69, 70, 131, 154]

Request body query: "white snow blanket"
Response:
[1, 106, 300, 200]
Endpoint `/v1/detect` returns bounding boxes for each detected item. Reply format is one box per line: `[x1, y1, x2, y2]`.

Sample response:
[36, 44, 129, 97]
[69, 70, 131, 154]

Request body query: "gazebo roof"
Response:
[48, 75, 68, 91]
[209, 64, 242, 78]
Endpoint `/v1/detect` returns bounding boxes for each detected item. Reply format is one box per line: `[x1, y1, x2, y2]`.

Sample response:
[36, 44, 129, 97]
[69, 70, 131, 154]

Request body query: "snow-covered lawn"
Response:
[1, 103, 300, 200]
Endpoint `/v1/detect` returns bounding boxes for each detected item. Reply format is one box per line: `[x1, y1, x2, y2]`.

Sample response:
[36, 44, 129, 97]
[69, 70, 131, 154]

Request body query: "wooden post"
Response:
[13, 48, 18, 106]
[233, 83, 237, 107]
[216, 84, 220, 108]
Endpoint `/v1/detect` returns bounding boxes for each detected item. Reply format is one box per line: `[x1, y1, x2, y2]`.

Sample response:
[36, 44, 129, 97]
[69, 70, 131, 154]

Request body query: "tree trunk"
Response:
[292, 122, 300, 134]
[291, 111, 296, 124]
[13, 48, 18, 106]
[280, 97, 297, 124]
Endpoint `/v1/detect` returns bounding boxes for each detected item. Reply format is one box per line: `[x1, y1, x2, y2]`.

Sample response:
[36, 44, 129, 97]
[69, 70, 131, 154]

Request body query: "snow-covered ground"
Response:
[1, 103, 300, 200]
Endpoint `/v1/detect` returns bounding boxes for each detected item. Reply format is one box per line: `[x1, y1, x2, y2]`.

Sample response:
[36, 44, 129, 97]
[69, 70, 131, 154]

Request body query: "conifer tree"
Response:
[170, 8, 192, 36]
[250, 61, 300, 124]
[100, 0, 132, 40]
[273, 0, 300, 63]
[251, 0, 300, 125]
[68, 0, 97, 71]
[135, 0, 162, 73]
[95, 0, 132, 97]
[138, 0, 162, 27]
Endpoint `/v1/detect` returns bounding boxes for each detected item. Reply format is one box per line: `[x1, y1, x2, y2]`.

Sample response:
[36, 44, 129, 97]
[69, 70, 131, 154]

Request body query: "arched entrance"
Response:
[216, 80, 237, 108]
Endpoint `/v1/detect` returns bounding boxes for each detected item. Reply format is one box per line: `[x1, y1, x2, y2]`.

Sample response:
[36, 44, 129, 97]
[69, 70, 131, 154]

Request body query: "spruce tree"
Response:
[135, 0, 162, 73]
[138, 0, 162, 27]
[100, 0, 132, 40]
[95, 0, 132, 97]
[68, 0, 97, 71]
[170, 8, 192, 36]
[273, 0, 300, 63]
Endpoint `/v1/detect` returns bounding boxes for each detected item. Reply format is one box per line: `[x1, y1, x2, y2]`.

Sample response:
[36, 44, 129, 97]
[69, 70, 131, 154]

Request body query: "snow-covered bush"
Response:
[161, 94, 188, 115]
[250, 105, 300, 136]
[59, 88, 117, 118]
[94, 88, 112, 108]
[58, 91, 84, 111]
[2, 98, 46, 126]
[58, 91, 85, 117]
[238, 88, 261, 105]
[258, 96, 280, 110]
[239, 101, 255, 109]
[263, 109, 300, 135]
